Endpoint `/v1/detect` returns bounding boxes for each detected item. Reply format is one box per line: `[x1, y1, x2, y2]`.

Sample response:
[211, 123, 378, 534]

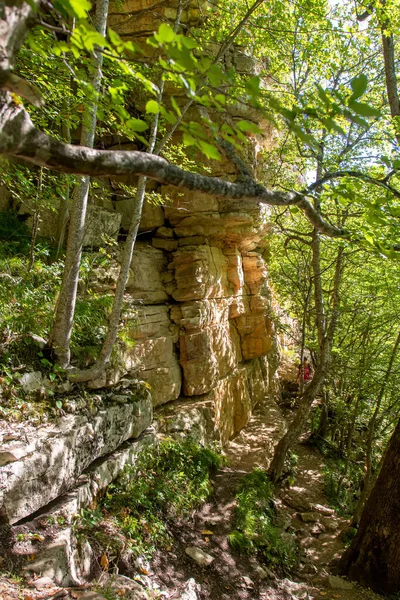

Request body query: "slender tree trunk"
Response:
[55, 120, 72, 259]
[70, 2, 184, 383]
[48, 0, 109, 368]
[382, 32, 400, 144]
[28, 167, 43, 271]
[268, 245, 343, 482]
[339, 419, 400, 594]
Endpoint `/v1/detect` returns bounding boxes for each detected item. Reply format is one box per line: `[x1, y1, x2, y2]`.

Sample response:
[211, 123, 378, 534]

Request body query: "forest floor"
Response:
[0, 397, 384, 600]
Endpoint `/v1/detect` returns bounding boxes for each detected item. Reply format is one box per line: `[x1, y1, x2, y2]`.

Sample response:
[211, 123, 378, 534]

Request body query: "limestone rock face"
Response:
[0, 391, 152, 524]
[111, 185, 279, 443]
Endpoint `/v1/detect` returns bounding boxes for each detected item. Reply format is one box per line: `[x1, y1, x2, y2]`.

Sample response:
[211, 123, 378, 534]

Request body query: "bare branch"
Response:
[305, 170, 400, 199]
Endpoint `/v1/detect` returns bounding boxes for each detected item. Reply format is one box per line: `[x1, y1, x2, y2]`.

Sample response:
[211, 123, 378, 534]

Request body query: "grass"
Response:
[76, 438, 225, 559]
[229, 468, 299, 573]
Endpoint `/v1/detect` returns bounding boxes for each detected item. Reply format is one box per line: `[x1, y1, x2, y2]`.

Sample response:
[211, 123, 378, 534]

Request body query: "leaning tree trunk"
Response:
[69, 1, 186, 384]
[48, 0, 109, 368]
[268, 243, 343, 483]
[339, 418, 400, 594]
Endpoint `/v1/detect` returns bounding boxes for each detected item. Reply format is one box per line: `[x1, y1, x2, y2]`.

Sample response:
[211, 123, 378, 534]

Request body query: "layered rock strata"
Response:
[104, 186, 280, 443]
[0, 385, 152, 525]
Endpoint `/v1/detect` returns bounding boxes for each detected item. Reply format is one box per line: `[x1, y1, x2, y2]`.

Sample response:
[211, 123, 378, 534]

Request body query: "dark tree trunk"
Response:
[339, 419, 400, 594]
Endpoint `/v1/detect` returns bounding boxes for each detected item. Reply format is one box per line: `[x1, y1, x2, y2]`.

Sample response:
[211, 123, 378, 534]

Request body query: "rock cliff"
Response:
[117, 187, 279, 443]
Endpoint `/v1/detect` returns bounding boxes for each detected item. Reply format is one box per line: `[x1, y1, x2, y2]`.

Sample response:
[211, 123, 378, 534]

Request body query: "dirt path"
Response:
[149, 399, 382, 600]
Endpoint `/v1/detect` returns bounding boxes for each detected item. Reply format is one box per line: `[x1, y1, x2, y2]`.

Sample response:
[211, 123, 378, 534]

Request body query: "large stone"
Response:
[169, 246, 229, 301]
[15, 432, 156, 586]
[0, 392, 152, 524]
[179, 578, 200, 600]
[121, 306, 181, 405]
[107, 575, 149, 600]
[157, 398, 219, 444]
[328, 576, 354, 590]
[140, 364, 182, 406]
[199, 358, 267, 443]
[127, 242, 168, 304]
[18, 371, 52, 393]
[83, 205, 122, 247]
[179, 322, 242, 396]
[235, 312, 273, 359]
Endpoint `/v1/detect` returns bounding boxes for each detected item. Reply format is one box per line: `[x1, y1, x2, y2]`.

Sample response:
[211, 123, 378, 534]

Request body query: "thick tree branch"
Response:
[0, 101, 347, 237]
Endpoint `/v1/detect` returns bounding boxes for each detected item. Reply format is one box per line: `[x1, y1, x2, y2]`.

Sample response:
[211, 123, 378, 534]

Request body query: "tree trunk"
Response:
[268, 244, 343, 482]
[339, 419, 400, 594]
[48, 0, 109, 367]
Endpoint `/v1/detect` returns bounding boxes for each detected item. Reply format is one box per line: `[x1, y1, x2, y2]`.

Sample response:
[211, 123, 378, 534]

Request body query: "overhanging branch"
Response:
[1, 103, 348, 238]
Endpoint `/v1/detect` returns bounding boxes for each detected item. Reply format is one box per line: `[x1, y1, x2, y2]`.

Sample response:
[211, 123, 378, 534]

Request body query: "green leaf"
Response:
[156, 23, 175, 43]
[181, 36, 198, 50]
[170, 96, 182, 117]
[350, 74, 368, 101]
[55, 0, 91, 19]
[236, 120, 261, 134]
[146, 100, 159, 114]
[349, 101, 381, 118]
[183, 132, 196, 146]
[109, 28, 123, 47]
[364, 232, 375, 245]
[245, 76, 260, 97]
[198, 140, 221, 160]
[126, 118, 148, 132]
[316, 84, 331, 107]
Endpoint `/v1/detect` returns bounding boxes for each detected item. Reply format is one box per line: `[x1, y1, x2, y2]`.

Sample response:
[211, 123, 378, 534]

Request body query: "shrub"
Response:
[94, 439, 225, 558]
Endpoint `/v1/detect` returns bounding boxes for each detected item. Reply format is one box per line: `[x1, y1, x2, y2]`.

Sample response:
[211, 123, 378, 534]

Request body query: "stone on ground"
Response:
[328, 575, 354, 590]
[185, 546, 215, 567]
[179, 578, 200, 600]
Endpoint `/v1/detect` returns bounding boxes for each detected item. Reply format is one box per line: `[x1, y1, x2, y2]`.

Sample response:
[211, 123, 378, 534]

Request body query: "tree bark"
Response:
[339, 418, 400, 594]
[48, 0, 109, 367]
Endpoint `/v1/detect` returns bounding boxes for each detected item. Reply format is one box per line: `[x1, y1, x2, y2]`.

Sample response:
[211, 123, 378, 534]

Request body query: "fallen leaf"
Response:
[27, 554, 35, 561]
[100, 553, 109, 571]
[116, 590, 126, 597]
[319, 593, 328, 597]
[140, 567, 150, 575]
[333, 595, 341, 598]
[23, 595, 35, 600]
[31, 533, 45, 542]
[201, 530, 214, 535]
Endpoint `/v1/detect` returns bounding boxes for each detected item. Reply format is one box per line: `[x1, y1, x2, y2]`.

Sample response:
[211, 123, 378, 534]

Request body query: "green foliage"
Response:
[229, 469, 298, 572]
[0, 243, 62, 342]
[97, 439, 225, 558]
[0, 244, 122, 371]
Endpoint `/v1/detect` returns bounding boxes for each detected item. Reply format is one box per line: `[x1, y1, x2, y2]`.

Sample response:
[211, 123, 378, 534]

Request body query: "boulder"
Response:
[328, 575, 354, 590]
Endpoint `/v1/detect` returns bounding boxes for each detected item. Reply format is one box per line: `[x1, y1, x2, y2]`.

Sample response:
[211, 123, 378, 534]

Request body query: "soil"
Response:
[0, 397, 383, 600]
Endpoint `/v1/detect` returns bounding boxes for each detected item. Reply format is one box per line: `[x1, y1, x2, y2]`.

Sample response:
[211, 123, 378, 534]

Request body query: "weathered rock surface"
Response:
[0, 389, 152, 524]
[108, 189, 279, 440]
[12, 431, 156, 586]
[328, 575, 354, 590]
